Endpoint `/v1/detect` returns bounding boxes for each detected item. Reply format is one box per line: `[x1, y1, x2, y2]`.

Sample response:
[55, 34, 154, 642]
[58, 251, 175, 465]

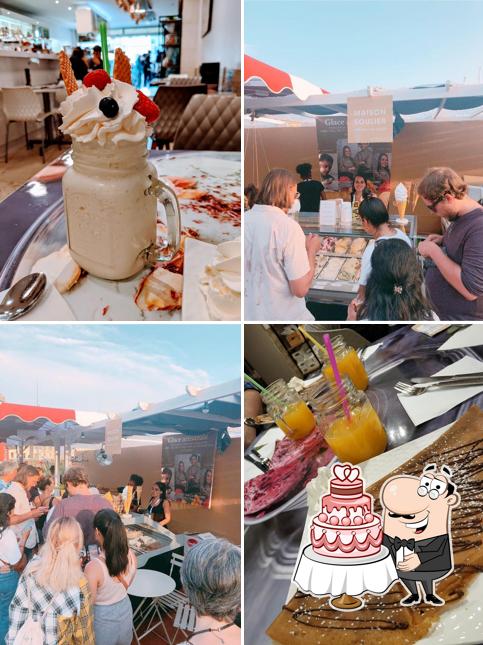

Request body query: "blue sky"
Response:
[245, 0, 483, 92]
[0, 325, 240, 412]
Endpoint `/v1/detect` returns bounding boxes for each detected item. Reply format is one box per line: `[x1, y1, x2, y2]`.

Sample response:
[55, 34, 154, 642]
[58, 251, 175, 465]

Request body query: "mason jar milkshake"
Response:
[59, 53, 180, 280]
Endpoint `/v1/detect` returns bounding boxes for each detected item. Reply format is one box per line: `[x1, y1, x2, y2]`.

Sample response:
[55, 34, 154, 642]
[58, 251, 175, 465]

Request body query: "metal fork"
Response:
[395, 375, 483, 396]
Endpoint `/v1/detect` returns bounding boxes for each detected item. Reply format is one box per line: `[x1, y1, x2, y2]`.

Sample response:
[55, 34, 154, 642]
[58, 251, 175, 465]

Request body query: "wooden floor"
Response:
[0, 142, 62, 203]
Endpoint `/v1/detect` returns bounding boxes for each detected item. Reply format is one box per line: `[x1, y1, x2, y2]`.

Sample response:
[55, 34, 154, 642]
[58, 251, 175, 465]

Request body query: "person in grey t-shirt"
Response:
[43, 467, 111, 547]
[418, 167, 483, 320]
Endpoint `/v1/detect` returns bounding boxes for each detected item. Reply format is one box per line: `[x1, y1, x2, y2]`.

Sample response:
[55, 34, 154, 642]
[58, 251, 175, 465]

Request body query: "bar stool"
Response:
[128, 569, 176, 644]
[1, 87, 57, 163]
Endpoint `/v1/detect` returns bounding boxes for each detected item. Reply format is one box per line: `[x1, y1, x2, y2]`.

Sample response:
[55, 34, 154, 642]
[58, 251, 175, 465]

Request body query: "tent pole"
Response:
[55, 446, 60, 487]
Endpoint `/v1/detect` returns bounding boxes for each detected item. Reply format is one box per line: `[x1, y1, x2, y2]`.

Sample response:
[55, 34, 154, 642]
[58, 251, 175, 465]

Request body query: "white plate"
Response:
[6, 152, 240, 321]
[244, 426, 336, 526]
[287, 423, 482, 645]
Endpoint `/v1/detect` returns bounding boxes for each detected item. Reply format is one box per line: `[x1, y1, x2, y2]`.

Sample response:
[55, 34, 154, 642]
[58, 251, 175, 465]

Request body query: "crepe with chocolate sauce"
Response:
[267, 406, 483, 645]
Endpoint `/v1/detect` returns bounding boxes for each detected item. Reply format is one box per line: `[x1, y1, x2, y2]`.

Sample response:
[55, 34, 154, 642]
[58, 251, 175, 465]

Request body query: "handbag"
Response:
[12, 576, 49, 645]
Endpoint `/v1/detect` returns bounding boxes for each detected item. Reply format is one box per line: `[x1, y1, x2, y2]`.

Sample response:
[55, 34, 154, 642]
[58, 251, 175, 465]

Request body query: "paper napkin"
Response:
[397, 355, 483, 426]
[438, 324, 483, 351]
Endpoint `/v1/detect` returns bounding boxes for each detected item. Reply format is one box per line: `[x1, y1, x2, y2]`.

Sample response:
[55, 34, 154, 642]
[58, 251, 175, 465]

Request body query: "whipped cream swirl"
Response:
[60, 79, 148, 145]
[200, 238, 241, 321]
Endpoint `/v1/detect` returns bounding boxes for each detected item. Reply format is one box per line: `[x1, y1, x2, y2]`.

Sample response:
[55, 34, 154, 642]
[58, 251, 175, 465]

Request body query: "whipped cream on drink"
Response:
[60, 79, 148, 145]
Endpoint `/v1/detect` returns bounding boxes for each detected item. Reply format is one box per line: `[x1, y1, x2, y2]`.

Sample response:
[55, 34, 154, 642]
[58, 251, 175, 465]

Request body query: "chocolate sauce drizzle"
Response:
[288, 437, 483, 632]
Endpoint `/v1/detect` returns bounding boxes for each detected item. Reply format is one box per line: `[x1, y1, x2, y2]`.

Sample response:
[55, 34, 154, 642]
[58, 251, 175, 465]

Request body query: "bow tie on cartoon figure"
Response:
[380, 464, 460, 607]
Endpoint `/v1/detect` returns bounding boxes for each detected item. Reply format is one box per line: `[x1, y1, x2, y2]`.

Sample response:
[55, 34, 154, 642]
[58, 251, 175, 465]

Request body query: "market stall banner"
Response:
[348, 96, 393, 143]
[161, 430, 217, 510]
[316, 116, 392, 194]
[104, 416, 122, 455]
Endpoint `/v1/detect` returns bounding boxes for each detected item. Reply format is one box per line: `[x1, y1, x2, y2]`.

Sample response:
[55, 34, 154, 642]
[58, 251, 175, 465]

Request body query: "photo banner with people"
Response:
[316, 116, 393, 196]
[161, 431, 217, 509]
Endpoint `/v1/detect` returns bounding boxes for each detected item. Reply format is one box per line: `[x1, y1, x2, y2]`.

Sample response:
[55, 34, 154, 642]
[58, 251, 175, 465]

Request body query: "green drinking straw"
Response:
[99, 22, 110, 75]
[244, 373, 283, 406]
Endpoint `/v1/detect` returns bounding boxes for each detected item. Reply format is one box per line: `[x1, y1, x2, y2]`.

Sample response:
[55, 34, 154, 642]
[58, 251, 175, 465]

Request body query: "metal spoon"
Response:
[0, 273, 47, 321]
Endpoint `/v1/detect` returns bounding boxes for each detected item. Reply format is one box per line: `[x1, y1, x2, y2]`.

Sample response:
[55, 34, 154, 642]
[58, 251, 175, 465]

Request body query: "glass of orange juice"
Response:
[310, 376, 386, 464]
[262, 379, 316, 441]
[321, 336, 368, 390]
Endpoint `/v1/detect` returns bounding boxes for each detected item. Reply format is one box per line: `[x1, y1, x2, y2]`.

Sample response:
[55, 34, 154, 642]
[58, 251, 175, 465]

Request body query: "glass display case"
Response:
[298, 214, 417, 305]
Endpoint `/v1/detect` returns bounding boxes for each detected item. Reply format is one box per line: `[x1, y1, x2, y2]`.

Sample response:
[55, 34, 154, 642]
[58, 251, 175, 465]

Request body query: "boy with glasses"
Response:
[418, 167, 483, 319]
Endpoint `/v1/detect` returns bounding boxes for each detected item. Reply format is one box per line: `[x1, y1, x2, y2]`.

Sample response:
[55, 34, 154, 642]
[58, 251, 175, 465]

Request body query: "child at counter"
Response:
[348, 238, 437, 321]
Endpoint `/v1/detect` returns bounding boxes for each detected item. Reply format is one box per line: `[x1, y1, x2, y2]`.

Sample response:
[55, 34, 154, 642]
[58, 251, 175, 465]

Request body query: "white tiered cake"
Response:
[310, 463, 382, 558]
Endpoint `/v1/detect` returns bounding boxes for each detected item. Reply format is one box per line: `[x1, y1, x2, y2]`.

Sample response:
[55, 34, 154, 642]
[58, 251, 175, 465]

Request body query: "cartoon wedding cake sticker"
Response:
[380, 463, 460, 606]
[293, 462, 460, 610]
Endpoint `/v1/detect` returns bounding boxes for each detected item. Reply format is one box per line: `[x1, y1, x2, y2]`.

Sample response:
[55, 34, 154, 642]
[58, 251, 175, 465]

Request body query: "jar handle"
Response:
[145, 174, 181, 262]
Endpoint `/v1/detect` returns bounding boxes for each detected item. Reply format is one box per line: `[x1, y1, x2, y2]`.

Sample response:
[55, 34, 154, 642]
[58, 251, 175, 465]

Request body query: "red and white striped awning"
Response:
[244, 55, 329, 101]
[0, 402, 107, 442]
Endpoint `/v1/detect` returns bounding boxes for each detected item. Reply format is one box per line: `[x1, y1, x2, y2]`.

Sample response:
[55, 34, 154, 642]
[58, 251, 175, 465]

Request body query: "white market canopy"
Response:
[0, 379, 241, 448]
[245, 82, 483, 124]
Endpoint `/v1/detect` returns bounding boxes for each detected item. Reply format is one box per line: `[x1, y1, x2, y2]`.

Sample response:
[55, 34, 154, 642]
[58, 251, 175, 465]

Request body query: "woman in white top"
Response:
[354, 197, 412, 305]
[85, 509, 137, 645]
[8, 465, 48, 555]
[0, 493, 29, 643]
[177, 538, 240, 645]
[245, 168, 321, 321]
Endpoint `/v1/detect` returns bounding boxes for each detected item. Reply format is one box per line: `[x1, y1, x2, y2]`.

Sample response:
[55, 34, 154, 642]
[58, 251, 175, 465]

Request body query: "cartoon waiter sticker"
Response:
[380, 464, 460, 606]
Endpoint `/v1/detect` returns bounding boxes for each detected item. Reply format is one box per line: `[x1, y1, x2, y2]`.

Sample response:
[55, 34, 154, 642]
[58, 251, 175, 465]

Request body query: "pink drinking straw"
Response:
[323, 333, 352, 421]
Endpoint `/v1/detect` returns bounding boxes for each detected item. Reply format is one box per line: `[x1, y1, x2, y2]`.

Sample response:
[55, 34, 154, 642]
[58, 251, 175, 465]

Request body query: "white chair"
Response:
[1, 87, 57, 163]
[158, 552, 196, 642]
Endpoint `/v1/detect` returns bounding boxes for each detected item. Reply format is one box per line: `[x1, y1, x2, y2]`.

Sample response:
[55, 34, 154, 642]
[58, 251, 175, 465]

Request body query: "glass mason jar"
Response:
[320, 335, 369, 390]
[62, 138, 181, 280]
[262, 379, 316, 441]
[310, 377, 386, 464]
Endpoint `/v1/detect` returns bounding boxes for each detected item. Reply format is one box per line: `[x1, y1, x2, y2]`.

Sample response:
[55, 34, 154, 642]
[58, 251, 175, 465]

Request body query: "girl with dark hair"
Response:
[318, 153, 336, 188]
[85, 509, 136, 645]
[175, 460, 187, 492]
[0, 493, 29, 642]
[349, 238, 436, 321]
[244, 184, 258, 211]
[351, 174, 370, 207]
[144, 482, 171, 527]
[339, 145, 356, 180]
[376, 152, 391, 185]
[353, 197, 412, 306]
[200, 469, 213, 499]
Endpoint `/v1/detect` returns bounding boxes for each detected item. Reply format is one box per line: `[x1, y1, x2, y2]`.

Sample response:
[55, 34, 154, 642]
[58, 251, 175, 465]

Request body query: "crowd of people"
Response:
[0, 462, 241, 644]
[244, 166, 483, 321]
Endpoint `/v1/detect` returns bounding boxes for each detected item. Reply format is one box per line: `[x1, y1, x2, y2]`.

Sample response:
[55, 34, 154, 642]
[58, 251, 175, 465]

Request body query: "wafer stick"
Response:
[59, 51, 78, 95]
[113, 48, 132, 84]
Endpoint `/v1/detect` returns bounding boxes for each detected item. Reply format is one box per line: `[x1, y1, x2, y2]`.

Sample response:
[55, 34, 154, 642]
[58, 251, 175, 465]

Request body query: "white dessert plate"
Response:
[287, 422, 482, 645]
[1, 152, 240, 321]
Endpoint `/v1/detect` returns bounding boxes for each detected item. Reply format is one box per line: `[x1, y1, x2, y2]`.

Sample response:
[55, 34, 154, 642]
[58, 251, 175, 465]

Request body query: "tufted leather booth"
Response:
[173, 94, 241, 152]
[152, 84, 207, 148]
